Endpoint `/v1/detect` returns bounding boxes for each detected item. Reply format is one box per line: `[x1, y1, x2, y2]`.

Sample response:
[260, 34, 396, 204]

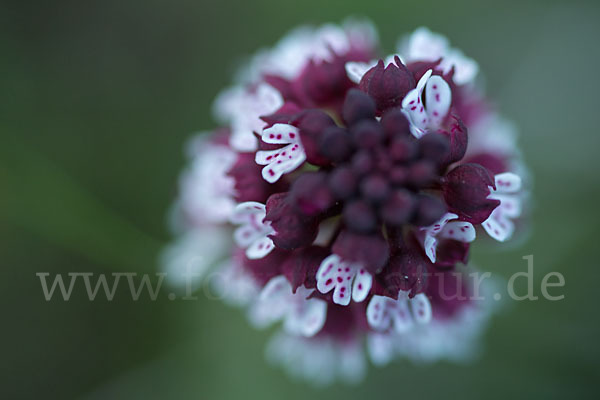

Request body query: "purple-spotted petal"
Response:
[424, 75, 451, 128]
[410, 293, 432, 324]
[352, 268, 373, 302]
[401, 69, 432, 138]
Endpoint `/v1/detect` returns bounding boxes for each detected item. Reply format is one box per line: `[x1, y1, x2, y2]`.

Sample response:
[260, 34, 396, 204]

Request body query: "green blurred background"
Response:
[1, 0, 599, 398]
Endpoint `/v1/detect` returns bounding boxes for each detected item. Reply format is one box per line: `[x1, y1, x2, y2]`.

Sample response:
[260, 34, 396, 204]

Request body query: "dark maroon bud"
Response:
[412, 193, 447, 226]
[374, 147, 393, 171]
[240, 248, 290, 286]
[407, 59, 442, 82]
[441, 116, 468, 167]
[360, 174, 390, 203]
[442, 163, 500, 224]
[463, 153, 507, 176]
[407, 160, 437, 187]
[295, 109, 337, 166]
[378, 237, 429, 297]
[281, 246, 330, 292]
[319, 126, 353, 162]
[380, 107, 411, 137]
[359, 57, 416, 113]
[290, 171, 334, 216]
[228, 153, 286, 203]
[350, 120, 385, 149]
[343, 200, 377, 233]
[260, 101, 302, 128]
[265, 193, 318, 250]
[351, 150, 374, 175]
[342, 88, 376, 125]
[419, 133, 450, 164]
[435, 239, 470, 267]
[332, 229, 389, 274]
[389, 136, 417, 162]
[389, 166, 408, 185]
[381, 189, 416, 226]
[328, 166, 358, 199]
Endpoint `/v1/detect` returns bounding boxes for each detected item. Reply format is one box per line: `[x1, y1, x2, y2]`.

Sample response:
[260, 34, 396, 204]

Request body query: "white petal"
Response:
[425, 75, 451, 129]
[316, 255, 341, 293]
[230, 201, 266, 224]
[483, 212, 515, 242]
[259, 144, 306, 183]
[260, 275, 292, 302]
[411, 293, 432, 324]
[351, 268, 372, 302]
[493, 172, 522, 193]
[440, 221, 476, 243]
[366, 295, 391, 331]
[246, 236, 275, 259]
[293, 298, 327, 337]
[367, 333, 395, 366]
[492, 193, 522, 218]
[423, 234, 438, 263]
[390, 297, 414, 333]
[345, 61, 374, 83]
[262, 124, 301, 144]
[402, 69, 432, 138]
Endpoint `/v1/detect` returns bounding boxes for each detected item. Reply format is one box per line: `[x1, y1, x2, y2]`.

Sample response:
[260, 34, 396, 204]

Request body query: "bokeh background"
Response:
[1, 0, 599, 398]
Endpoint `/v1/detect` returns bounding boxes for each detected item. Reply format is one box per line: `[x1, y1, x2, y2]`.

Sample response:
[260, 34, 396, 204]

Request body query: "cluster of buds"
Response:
[164, 22, 527, 385]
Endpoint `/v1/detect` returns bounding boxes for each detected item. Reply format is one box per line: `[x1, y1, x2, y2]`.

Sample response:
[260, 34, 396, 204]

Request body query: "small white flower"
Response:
[213, 83, 283, 152]
[266, 333, 366, 386]
[230, 202, 275, 259]
[366, 291, 432, 334]
[400, 27, 479, 85]
[250, 275, 327, 337]
[255, 123, 306, 183]
[483, 172, 522, 241]
[421, 212, 476, 263]
[401, 69, 452, 138]
[178, 136, 237, 226]
[316, 254, 372, 306]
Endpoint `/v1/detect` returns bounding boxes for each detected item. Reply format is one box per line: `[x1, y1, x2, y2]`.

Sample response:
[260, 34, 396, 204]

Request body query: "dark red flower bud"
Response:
[442, 163, 500, 224]
[228, 153, 286, 203]
[407, 160, 437, 187]
[376, 236, 430, 298]
[332, 229, 389, 274]
[359, 57, 416, 113]
[419, 132, 451, 164]
[351, 150, 374, 175]
[389, 136, 418, 162]
[318, 126, 353, 162]
[360, 174, 390, 203]
[380, 189, 416, 226]
[265, 193, 319, 250]
[351, 120, 385, 148]
[281, 246, 330, 292]
[295, 109, 337, 166]
[328, 166, 358, 199]
[380, 107, 411, 137]
[435, 239, 470, 268]
[412, 193, 447, 226]
[343, 199, 377, 233]
[342, 88, 376, 125]
[389, 166, 408, 185]
[290, 171, 335, 216]
[440, 116, 468, 167]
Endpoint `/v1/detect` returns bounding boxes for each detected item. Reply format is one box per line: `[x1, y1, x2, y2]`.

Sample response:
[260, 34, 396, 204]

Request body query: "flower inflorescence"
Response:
[164, 21, 527, 385]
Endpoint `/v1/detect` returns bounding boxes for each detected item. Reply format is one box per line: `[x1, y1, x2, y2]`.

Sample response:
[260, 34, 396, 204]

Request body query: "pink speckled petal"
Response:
[261, 123, 301, 145]
[366, 295, 391, 331]
[424, 75, 451, 129]
[351, 267, 372, 303]
[411, 293, 432, 324]
[440, 221, 476, 243]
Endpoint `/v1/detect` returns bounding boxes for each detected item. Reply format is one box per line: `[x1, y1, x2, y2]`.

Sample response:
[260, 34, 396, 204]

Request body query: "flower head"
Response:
[164, 21, 528, 385]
